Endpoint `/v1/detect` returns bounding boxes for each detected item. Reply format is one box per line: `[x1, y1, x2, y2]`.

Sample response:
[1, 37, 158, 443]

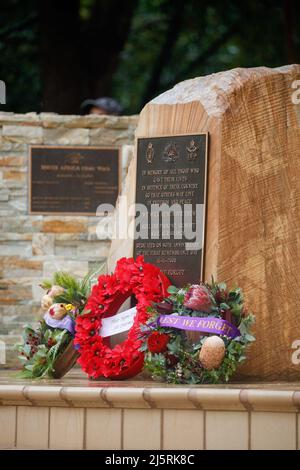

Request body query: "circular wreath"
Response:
[74, 256, 170, 380]
[140, 281, 255, 384]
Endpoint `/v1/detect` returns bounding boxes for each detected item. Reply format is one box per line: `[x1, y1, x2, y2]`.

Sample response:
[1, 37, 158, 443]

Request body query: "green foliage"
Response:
[1, 0, 299, 114]
[15, 323, 72, 379]
[144, 353, 167, 382]
[81, 262, 106, 295]
[167, 335, 182, 355]
[113, 0, 300, 112]
[15, 264, 106, 378]
[51, 271, 86, 312]
[40, 280, 52, 290]
[167, 285, 178, 295]
[41, 263, 106, 314]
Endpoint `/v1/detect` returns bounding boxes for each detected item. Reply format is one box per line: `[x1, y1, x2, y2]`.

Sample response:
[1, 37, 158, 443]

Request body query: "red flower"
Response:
[183, 284, 212, 312]
[84, 275, 119, 315]
[148, 331, 170, 353]
[74, 313, 101, 346]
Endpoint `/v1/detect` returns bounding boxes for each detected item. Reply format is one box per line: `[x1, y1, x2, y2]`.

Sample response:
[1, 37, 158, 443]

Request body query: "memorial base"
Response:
[0, 370, 299, 450]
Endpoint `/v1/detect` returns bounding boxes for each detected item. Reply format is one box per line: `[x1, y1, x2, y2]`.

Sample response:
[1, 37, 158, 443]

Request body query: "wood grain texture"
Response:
[109, 65, 300, 381]
[108, 151, 137, 272]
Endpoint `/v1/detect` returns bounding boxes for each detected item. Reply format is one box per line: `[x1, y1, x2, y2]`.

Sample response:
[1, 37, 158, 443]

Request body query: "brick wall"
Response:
[0, 112, 138, 367]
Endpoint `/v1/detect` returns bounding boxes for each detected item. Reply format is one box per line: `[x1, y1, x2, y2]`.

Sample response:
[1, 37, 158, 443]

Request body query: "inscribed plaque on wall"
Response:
[134, 134, 208, 286]
[29, 145, 120, 215]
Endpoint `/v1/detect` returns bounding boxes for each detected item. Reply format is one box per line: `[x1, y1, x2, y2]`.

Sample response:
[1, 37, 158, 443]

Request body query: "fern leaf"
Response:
[40, 280, 52, 290]
[81, 262, 107, 295]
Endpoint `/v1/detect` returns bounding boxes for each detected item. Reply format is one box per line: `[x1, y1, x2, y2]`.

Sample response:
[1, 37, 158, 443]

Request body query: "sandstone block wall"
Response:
[0, 112, 137, 367]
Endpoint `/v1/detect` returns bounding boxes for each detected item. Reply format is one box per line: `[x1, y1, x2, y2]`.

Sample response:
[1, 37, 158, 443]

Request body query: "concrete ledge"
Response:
[0, 372, 299, 449]
[0, 382, 300, 411]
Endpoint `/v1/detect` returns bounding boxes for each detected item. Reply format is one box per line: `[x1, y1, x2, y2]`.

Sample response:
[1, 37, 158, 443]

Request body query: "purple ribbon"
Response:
[44, 312, 75, 336]
[157, 314, 240, 339]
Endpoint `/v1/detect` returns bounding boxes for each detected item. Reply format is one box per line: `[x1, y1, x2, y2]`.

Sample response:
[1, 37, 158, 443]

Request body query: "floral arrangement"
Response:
[15, 254, 255, 384]
[140, 280, 255, 384]
[75, 256, 170, 380]
[16, 267, 103, 379]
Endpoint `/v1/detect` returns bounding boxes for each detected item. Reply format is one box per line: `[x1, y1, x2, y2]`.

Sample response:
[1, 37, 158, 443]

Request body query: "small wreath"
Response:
[140, 280, 255, 384]
[75, 256, 170, 379]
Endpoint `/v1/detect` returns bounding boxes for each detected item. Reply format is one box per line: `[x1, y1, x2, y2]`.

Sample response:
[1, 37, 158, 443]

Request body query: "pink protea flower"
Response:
[183, 284, 213, 312]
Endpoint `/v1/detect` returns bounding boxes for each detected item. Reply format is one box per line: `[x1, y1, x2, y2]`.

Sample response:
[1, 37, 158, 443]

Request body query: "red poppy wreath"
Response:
[74, 256, 170, 379]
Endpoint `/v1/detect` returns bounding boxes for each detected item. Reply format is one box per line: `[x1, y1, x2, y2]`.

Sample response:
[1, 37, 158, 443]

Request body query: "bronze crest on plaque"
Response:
[146, 142, 154, 164]
[163, 142, 179, 162]
[186, 139, 199, 161]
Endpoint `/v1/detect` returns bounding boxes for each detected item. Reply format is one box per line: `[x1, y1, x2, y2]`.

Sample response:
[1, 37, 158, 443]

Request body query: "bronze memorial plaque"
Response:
[29, 146, 120, 215]
[134, 134, 208, 286]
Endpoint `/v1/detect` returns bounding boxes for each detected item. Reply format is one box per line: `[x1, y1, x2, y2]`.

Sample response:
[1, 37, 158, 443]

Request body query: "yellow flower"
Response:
[65, 304, 75, 311]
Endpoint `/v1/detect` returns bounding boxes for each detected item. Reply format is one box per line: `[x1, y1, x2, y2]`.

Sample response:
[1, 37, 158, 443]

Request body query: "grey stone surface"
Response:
[2, 125, 43, 144]
[43, 127, 89, 145]
[0, 189, 9, 201]
[89, 127, 135, 145]
[76, 240, 111, 259]
[0, 154, 26, 166]
[0, 241, 33, 256]
[32, 233, 55, 256]
[43, 259, 90, 278]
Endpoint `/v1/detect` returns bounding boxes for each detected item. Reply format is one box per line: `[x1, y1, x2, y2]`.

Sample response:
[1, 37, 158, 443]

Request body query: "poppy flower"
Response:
[148, 331, 170, 353]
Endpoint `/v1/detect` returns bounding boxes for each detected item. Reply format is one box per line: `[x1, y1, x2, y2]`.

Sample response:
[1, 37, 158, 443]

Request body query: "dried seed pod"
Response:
[199, 336, 225, 370]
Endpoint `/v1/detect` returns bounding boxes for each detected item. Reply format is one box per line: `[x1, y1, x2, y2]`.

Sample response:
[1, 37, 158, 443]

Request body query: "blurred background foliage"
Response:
[0, 0, 299, 114]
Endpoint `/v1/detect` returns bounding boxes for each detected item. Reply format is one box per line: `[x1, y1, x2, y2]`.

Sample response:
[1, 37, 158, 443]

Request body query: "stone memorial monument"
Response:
[109, 65, 300, 381]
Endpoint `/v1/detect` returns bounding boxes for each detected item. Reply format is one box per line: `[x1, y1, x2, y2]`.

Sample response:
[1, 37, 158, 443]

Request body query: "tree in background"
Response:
[0, 0, 299, 115]
[39, 0, 137, 113]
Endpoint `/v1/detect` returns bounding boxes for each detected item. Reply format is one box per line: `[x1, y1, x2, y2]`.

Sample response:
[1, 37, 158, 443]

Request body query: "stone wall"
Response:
[0, 112, 138, 367]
